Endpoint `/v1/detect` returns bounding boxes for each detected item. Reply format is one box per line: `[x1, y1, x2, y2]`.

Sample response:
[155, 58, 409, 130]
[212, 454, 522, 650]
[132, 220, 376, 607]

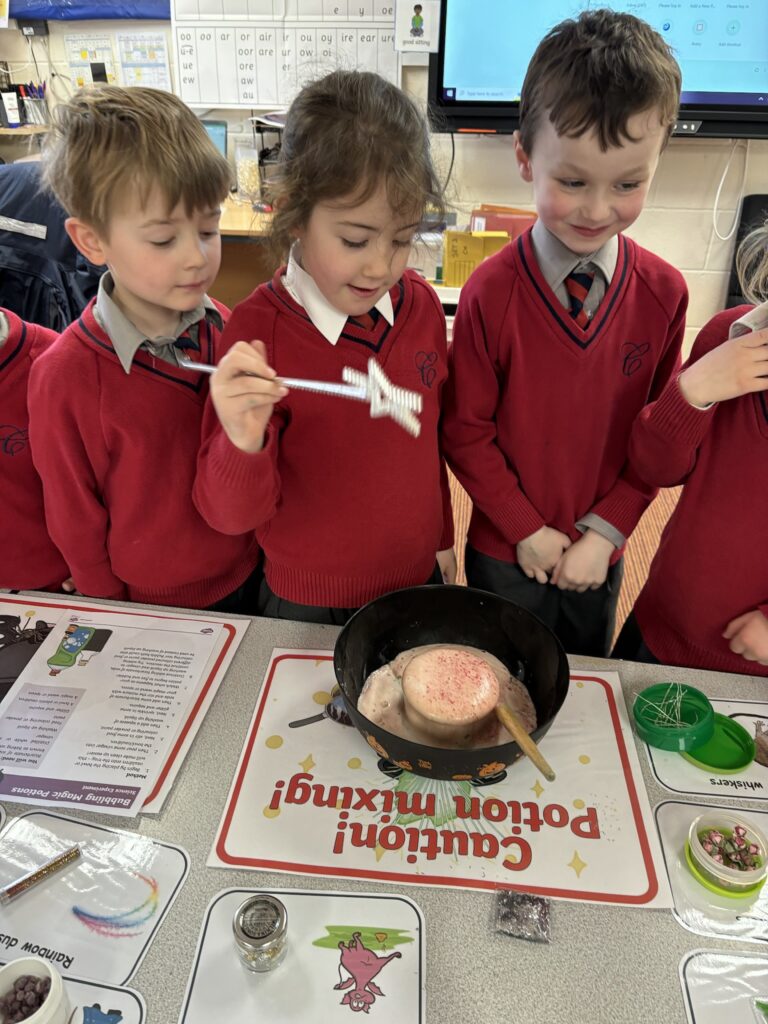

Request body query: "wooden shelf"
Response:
[0, 125, 49, 137]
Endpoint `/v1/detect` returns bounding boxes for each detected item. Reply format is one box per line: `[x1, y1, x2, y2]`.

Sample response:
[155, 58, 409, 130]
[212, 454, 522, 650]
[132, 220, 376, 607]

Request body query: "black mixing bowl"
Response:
[333, 584, 569, 781]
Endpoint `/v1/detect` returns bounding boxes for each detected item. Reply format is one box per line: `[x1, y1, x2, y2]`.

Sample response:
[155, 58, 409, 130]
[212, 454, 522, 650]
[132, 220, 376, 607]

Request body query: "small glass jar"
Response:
[233, 894, 288, 972]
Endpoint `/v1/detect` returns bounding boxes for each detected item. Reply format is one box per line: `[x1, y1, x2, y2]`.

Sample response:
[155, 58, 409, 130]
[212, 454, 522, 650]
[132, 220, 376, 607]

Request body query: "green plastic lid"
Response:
[681, 713, 756, 774]
[633, 683, 714, 752]
[684, 840, 766, 900]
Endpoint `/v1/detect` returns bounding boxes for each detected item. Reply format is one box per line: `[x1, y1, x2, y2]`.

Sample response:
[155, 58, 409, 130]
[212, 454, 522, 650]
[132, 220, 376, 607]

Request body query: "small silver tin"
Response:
[232, 894, 288, 972]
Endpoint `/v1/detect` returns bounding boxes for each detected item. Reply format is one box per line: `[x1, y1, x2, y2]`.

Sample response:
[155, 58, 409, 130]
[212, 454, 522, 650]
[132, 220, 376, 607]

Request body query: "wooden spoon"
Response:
[495, 702, 556, 782]
[402, 648, 556, 781]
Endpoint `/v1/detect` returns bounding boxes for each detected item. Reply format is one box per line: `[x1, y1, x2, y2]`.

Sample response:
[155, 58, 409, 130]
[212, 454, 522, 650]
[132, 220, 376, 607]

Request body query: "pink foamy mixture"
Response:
[358, 643, 537, 749]
[404, 647, 499, 725]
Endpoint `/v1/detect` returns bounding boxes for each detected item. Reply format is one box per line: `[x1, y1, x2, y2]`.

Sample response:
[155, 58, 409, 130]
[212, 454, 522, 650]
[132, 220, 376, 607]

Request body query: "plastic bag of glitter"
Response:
[495, 891, 552, 944]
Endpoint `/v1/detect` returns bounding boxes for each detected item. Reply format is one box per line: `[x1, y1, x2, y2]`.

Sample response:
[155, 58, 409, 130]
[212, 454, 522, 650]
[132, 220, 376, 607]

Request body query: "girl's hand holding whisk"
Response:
[210, 341, 289, 453]
[679, 326, 768, 408]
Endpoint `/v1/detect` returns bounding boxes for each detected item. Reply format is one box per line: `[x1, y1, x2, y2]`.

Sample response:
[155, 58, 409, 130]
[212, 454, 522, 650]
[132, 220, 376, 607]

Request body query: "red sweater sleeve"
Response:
[626, 311, 741, 489]
[27, 344, 127, 599]
[441, 284, 546, 545]
[193, 299, 283, 535]
[588, 281, 688, 536]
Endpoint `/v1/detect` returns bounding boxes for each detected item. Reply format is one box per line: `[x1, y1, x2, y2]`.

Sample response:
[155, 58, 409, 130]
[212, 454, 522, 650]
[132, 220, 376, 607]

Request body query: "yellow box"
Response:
[442, 230, 510, 287]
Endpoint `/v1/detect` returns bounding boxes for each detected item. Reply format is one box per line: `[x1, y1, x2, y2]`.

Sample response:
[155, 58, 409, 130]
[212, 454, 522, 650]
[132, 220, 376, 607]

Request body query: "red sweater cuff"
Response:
[650, 376, 717, 446]
[590, 480, 652, 540]
[493, 491, 547, 545]
[197, 423, 280, 534]
[208, 426, 276, 489]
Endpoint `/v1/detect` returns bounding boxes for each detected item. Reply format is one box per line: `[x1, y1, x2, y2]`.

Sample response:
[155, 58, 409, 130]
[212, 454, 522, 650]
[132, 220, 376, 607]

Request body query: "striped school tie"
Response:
[564, 270, 595, 329]
[173, 335, 201, 352]
[348, 310, 379, 331]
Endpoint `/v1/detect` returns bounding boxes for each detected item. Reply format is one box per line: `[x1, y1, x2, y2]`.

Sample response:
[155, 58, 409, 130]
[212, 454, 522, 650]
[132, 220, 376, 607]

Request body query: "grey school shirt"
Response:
[529, 221, 625, 550]
[93, 271, 223, 374]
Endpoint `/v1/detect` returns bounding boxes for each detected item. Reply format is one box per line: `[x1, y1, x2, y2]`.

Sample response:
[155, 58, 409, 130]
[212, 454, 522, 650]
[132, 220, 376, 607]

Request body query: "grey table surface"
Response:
[5, 598, 768, 1023]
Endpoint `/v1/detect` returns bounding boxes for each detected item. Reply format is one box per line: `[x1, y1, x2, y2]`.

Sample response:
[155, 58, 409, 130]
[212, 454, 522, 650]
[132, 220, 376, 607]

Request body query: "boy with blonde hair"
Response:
[441, 10, 688, 656]
[28, 86, 261, 609]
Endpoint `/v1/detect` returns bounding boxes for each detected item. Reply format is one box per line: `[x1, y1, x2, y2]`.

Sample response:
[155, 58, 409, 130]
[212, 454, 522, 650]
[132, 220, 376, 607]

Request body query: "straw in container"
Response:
[632, 682, 714, 752]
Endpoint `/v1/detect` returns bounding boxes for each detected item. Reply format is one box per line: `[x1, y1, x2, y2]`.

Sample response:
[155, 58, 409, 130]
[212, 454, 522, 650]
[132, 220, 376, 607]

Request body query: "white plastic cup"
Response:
[0, 956, 70, 1024]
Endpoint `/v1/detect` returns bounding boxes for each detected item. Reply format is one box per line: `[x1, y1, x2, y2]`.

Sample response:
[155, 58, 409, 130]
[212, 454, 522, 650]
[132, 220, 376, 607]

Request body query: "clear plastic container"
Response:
[687, 811, 768, 897]
[235, 144, 261, 203]
[0, 956, 70, 1024]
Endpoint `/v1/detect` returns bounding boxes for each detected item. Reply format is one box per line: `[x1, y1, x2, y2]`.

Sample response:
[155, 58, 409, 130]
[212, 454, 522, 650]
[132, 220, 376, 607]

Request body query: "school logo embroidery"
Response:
[415, 350, 437, 388]
[0, 424, 28, 456]
[621, 342, 650, 378]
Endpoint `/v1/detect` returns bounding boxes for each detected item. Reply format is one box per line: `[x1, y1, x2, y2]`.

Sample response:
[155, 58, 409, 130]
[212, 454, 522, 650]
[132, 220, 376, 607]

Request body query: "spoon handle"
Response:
[495, 703, 556, 782]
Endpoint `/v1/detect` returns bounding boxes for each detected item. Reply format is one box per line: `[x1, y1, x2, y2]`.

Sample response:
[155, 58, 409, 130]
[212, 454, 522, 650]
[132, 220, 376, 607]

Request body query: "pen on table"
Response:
[0, 845, 81, 907]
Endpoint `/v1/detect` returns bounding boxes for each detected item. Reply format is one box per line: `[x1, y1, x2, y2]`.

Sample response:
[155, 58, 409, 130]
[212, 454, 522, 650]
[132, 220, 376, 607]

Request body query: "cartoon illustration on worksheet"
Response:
[47, 621, 113, 676]
[334, 933, 402, 1013]
[312, 925, 413, 1015]
[0, 611, 54, 698]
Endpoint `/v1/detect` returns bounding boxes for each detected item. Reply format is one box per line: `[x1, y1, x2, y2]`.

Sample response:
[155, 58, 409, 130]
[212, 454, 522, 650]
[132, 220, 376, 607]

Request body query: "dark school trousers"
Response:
[207, 563, 264, 617]
[465, 545, 624, 658]
[255, 564, 444, 626]
[611, 610, 661, 665]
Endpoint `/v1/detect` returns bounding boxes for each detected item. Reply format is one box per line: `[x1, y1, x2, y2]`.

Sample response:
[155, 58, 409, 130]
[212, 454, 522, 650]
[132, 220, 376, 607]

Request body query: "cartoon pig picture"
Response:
[334, 932, 401, 1013]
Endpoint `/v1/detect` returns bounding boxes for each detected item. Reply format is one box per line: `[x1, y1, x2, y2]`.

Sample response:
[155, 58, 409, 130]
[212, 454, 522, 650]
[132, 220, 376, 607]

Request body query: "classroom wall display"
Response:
[65, 35, 119, 89]
[117, 31, 173, 89]
[172, 1, 399, 108]
[8, 0, 170, 18]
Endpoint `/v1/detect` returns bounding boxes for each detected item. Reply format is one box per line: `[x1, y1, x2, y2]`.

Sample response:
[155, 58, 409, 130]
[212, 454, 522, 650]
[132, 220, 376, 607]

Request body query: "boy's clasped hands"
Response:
[517, 526, 615, 592]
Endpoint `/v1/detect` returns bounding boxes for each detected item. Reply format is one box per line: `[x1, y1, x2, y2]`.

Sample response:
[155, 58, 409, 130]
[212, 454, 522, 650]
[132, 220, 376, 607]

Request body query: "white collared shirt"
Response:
[283, 243, 394, 346]
[729, 298, 768, 338]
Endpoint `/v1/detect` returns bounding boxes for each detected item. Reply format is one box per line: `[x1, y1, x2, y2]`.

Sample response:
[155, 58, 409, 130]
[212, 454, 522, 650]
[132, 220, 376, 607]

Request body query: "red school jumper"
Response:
[1, 309, 69, 589]
[194, 268, 454, 608]
[27, 300, 260, 606]
[630, 306, 768, 676]
[441, 231, 687, 563]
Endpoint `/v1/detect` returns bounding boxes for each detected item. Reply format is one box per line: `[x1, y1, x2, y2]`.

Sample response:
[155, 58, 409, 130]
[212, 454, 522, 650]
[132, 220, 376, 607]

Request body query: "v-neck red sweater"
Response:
[27, 300, 261, 607]
[441, 230, 687, 563]
[1, 309, 69, 589]
[630, 306, 768, 676]
[194, 269, 454, 607]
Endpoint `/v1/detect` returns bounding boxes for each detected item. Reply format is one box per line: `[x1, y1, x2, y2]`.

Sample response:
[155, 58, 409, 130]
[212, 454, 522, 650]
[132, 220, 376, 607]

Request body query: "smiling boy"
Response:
[27, 86, 261, 609]
[441, 10, 688, 656]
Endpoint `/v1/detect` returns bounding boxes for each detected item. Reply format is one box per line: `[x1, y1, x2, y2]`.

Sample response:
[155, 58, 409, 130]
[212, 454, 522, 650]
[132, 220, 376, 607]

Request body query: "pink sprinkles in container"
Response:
[699, 824, 762, 872]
